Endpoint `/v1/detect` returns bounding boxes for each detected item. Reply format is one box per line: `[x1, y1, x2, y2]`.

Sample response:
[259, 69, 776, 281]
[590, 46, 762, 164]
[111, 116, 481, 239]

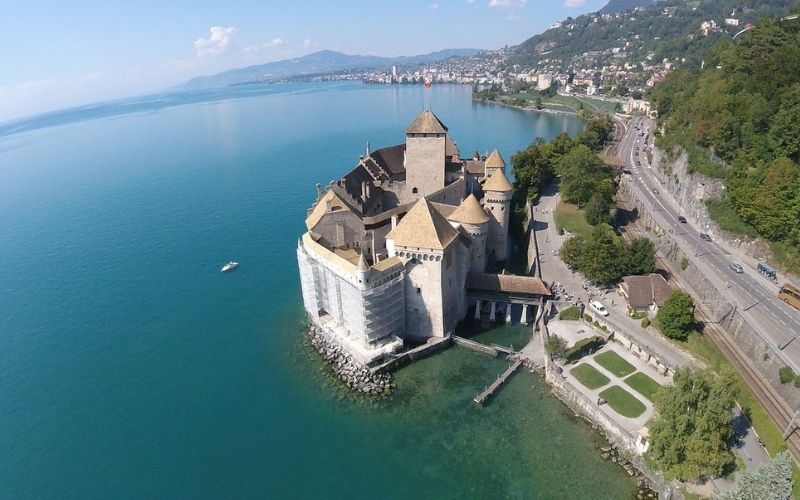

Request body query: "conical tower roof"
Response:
[357, 252, 370, 272]
[386, 198, 459, 250]
[449, 194, 490, 225]
[406, 110, 448, 134]
[483, 169, 513, 193]
[485, 149, 505, 169]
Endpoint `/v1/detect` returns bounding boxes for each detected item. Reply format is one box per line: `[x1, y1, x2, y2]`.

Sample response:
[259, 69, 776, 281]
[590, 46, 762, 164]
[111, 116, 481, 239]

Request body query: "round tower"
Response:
[356, 251, 371, 287]
[482, 169, 513, 264]
[448, 194, 490, 272]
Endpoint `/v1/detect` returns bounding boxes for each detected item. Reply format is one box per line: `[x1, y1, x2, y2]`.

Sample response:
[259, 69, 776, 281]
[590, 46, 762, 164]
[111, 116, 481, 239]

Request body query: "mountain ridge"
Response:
[182, 48, 481, 89]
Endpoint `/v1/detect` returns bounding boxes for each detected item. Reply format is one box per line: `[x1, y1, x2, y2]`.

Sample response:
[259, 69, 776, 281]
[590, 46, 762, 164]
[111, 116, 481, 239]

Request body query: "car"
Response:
[729, 263, 744, 274]
[636, 161, 641, 165]
[699, 233, 712, 242]
[677, 215, 687, 223]
[653, 189, 659, 194]
[589, 301, 609, 317]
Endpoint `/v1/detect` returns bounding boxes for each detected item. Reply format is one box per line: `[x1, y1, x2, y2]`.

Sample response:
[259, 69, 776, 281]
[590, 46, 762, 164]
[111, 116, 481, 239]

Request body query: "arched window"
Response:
[412, 187, 418, 194]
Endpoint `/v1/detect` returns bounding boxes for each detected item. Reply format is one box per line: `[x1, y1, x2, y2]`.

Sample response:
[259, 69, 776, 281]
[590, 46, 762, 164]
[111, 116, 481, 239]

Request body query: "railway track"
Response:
[615, 189, 800, 464]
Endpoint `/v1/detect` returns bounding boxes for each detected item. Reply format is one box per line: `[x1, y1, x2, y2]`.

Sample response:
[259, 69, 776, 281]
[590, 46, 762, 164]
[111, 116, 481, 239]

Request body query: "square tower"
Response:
[405, 110, 447, 197]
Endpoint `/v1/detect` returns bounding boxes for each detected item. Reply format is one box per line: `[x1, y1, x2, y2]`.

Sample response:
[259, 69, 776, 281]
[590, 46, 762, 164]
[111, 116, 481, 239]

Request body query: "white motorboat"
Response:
[220, 261, 239, 273]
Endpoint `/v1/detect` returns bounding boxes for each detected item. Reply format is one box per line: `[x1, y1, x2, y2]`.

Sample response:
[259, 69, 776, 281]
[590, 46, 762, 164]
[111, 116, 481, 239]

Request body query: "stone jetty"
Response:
[308, 326, 394, 395]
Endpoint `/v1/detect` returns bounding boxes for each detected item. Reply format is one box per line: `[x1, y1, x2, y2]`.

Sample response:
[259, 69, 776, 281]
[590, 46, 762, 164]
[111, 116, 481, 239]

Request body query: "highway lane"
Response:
[616, 116, 800, 370]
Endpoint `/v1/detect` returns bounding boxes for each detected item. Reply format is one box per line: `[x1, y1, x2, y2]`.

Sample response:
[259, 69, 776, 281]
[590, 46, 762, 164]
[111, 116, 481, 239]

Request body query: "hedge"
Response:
[565, 336, 606, 363]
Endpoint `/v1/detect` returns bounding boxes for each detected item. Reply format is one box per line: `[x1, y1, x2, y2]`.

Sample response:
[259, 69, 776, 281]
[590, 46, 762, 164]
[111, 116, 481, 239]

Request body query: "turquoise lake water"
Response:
[0, 82, 636, 498]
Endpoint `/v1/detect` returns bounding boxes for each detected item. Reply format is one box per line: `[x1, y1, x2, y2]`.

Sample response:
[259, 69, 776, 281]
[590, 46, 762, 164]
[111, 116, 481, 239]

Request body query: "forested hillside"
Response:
[509, 0, 795, 70]
[650, 14, 800, 270]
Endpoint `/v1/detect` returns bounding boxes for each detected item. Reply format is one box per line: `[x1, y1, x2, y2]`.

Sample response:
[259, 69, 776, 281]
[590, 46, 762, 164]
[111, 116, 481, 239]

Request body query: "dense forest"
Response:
[509, 0, 796, 70]
[650, 15, 800, 270]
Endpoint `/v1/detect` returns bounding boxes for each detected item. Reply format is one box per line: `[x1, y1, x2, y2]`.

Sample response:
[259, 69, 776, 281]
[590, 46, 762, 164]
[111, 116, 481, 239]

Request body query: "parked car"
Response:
[700, 233, 712, 242]
[677, 215, 687, 223]
[590, 301, 609, 317]
[653, 189, 659, 194]
[729, 263, 744, 274]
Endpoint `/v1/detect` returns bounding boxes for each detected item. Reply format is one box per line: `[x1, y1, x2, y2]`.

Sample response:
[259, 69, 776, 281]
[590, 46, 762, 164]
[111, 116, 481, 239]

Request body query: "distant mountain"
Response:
[182, 49, 481, 89]
[599, 0, 655, 15]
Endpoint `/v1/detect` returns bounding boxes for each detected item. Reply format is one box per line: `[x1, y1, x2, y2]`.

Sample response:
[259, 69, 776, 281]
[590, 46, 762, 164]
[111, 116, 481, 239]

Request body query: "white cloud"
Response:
[563, 0, 586, 7]
[465, 0, 476, 4]
[303, 38, 314, 49]
[488, 0, 526, 7]
[194, 26, 238, 58]
[244, 37, 288, 54]
[428, 3, 439, 10]
[505, 13, 522, 21]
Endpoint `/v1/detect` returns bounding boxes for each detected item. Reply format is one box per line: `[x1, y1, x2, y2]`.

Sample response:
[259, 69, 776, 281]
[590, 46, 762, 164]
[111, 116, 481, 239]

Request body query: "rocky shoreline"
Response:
[308, 326, 394, 395]
[599, 444, 658, 499]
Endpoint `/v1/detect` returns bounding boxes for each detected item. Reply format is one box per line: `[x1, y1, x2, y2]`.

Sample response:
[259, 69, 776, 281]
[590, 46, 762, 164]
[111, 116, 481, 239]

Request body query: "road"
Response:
[532, 184, 694, 370]
[616, 116, 800, 371]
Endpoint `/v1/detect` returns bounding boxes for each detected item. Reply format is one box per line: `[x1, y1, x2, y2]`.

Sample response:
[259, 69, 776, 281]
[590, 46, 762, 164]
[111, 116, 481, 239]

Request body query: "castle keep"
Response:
[297, 110, 543, 364]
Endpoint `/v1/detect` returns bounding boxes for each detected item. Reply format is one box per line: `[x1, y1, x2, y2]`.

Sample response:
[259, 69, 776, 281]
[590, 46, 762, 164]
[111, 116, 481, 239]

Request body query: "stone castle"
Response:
[297, 110, 543, 364]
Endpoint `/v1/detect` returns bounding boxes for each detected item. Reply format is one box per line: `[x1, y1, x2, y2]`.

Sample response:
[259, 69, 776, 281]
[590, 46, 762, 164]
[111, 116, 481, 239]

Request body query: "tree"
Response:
[624, 238, 656, 276]
[545, 335, 568, 358]
[559, 234, 586, 271]
[647, 368, 737, 481]
[656, 290, 695, 341]
[535, 97, 543, 110]
[585, 192, 611, 225]
[580, 226, 625, 287]
[718, 452, 793, 499]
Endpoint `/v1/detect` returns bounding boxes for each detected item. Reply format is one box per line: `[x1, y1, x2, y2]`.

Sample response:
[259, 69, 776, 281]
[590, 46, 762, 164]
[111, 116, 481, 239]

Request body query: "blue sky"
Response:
[0, 0, 606, 121]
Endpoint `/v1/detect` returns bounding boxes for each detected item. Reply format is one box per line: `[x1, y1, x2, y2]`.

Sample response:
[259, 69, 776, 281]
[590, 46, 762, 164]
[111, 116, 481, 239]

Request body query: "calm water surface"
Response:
[0, 82, 635, 498]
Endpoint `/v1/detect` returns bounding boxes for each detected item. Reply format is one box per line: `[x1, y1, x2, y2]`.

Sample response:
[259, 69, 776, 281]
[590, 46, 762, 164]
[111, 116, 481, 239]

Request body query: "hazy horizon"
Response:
[1, 0, 607, 122]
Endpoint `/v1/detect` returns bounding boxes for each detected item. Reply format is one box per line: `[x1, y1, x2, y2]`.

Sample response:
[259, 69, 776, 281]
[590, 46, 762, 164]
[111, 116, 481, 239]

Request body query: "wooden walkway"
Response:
[474, 359, 523, 406]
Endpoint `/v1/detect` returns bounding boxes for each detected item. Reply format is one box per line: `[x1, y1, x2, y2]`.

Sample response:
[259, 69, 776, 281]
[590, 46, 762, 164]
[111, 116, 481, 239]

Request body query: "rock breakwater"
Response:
[308, 326, 394, 395]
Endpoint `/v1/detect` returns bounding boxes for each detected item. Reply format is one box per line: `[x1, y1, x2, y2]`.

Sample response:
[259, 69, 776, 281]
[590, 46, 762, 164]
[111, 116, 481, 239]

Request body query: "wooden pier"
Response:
[474, 359, 523, 406]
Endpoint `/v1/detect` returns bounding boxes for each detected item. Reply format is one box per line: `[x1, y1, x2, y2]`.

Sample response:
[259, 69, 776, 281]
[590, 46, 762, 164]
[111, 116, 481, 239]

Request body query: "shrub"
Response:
[779, 366, 795, 384]
[794, 375, 800, 388]
[558, 306, 581, 321]
[680, 257, 689, 271]
[641, 318, 651, 329]
[545, 335, 568, 358]
[631, 311, 648, 320]
[564, 336, 606, 363]
[584, 314, 593, 322]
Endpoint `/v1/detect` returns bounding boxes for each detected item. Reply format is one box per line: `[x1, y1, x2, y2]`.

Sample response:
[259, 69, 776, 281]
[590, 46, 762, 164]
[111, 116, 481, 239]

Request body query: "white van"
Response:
[590, 301, 609, 317]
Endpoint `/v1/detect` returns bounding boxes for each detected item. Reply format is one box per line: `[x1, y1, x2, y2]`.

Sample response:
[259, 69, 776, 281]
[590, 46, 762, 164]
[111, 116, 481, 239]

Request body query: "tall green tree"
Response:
[624, 238, 656, 276]
[647, 368, 737, 481]
[585, 192, 612, 225]
[656, 290, 695, 341]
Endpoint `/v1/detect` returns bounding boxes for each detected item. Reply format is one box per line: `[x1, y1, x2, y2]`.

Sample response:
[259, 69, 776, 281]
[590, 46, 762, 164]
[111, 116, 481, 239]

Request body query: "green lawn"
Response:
[599, 386, 647, 418]
[554, 202, 593, 239]
[624, 372, 661, 401]
[571, 364, 610, 390]
[594, 351, 636, 378]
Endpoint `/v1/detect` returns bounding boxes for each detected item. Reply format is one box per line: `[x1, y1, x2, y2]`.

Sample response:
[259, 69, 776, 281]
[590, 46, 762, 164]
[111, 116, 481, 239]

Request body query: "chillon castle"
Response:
[297, 110, 550, 364]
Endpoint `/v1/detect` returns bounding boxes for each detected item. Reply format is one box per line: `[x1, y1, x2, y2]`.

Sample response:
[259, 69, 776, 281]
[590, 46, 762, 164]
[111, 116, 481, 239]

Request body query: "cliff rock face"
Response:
[652, 146, 772, 259]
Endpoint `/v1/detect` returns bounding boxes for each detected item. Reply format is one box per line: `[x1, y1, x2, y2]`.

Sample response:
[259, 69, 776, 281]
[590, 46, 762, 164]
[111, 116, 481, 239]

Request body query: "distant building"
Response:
[617, 274, 672, 313]
[725, 18, 740, 27]
[537, 74, 553, 91]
